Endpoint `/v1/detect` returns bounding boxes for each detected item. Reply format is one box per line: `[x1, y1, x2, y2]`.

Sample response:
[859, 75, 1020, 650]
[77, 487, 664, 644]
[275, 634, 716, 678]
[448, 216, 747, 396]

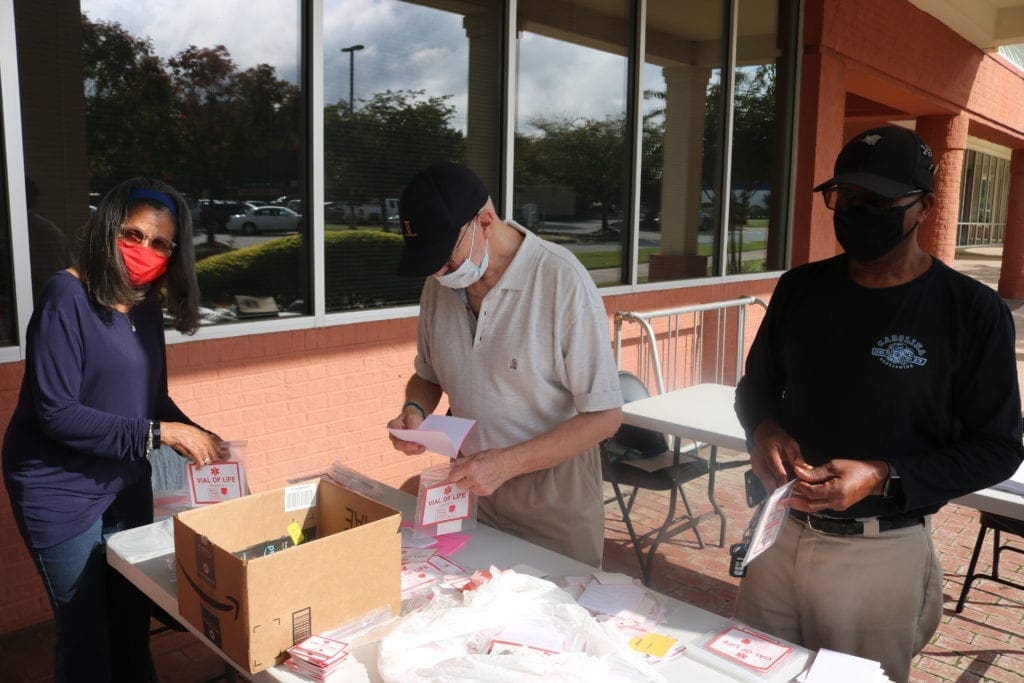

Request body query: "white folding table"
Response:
[952, 484, 1024, 520]
[619, 383, 748, 551]
[107, 476, 811, 682]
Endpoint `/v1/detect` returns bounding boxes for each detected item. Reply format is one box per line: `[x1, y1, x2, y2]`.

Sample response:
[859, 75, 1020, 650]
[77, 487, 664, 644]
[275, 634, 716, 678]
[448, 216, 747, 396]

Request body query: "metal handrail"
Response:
[613, 297, 768, 395]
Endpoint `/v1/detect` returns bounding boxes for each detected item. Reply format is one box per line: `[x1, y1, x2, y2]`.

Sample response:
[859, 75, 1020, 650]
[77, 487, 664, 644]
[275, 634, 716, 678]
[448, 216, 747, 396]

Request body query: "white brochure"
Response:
[388, 415, 476, 458]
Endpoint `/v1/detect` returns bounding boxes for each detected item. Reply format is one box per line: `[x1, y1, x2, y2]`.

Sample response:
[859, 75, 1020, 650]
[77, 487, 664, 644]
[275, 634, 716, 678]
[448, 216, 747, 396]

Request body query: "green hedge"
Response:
[196, 230, 425, 311]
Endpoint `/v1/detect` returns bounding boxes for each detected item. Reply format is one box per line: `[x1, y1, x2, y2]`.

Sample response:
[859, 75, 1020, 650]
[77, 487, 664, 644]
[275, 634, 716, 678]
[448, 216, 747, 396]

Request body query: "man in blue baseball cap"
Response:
[733, 125, 1023, 682]
[387, 162, 623, 566]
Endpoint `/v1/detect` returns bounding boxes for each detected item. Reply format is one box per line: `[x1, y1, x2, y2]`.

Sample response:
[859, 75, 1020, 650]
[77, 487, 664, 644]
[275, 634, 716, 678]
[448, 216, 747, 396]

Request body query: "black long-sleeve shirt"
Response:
[735, 255, 1023, 519]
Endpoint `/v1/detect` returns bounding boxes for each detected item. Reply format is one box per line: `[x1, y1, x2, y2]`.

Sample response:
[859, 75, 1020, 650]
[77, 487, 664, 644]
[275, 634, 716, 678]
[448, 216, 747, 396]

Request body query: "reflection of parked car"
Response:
[198, 200, 251, 231]
[225, 206, 302, 234]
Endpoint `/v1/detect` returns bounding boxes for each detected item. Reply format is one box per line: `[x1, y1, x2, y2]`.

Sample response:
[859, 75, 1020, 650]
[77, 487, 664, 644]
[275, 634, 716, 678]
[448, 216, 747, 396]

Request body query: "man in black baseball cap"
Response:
[733, 124, 1022, 682]
[387, 161, 623, 567]
[396, 162, 490, 277]
[812, 125, 937, 263]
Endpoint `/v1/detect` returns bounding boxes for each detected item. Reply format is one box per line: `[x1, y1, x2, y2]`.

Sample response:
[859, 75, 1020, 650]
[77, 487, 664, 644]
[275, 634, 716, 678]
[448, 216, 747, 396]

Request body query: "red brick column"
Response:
[998, 148, 1024, 299]
[791, 49, 847, 266]
[915, 113, 969, 265]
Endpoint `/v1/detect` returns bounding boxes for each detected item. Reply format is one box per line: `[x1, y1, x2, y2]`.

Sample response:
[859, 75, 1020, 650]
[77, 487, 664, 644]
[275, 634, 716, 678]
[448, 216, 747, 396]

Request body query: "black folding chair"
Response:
[602, 371, 710, 585]
[955, 511, 1024, 612]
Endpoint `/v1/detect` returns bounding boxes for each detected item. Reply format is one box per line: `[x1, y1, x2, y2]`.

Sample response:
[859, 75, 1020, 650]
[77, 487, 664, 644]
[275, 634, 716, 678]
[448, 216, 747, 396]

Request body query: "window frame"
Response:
[0, 0, 797, 360]
[1, 0, 32, 361]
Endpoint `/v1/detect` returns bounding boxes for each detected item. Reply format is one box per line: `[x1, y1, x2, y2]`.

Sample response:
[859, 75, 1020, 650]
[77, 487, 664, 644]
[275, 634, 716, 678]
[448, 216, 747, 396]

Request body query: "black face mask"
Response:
[833, 199, 921, 262]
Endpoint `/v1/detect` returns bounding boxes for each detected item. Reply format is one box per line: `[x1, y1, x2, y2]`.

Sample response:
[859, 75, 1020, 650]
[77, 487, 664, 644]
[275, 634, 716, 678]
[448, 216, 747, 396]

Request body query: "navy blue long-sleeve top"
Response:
[3, 271, 191, 550]
[735, 255, 1023, 519]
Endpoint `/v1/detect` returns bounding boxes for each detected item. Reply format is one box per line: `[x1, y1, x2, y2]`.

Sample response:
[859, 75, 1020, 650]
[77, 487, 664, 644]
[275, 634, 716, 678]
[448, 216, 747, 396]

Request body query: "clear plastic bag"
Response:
[185, 440, 248, 507]
[413, 463, 478, 537]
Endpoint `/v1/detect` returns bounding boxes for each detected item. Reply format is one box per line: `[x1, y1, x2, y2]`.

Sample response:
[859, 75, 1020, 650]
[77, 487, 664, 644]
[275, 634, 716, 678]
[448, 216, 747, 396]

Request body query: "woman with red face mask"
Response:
[2, 178, 222, 682]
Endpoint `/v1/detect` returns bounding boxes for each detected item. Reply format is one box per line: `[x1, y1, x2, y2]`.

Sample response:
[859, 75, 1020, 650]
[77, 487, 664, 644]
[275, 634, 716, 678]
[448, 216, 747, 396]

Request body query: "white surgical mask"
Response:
[435, 222, 489, 289]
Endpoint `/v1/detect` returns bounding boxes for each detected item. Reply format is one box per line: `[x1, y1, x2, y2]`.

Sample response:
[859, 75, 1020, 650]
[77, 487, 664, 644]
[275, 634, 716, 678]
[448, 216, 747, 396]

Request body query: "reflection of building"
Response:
[3, 1, 1024, 657]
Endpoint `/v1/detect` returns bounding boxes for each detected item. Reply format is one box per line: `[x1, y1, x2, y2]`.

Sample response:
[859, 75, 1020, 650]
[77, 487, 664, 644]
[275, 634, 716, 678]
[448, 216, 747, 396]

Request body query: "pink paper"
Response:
[434, 532, 470, 556]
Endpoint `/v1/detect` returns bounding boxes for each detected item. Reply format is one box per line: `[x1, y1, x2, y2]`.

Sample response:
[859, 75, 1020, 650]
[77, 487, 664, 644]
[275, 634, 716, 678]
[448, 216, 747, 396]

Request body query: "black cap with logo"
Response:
[396, 162, 490, 277]
[813, 126, 936, 197]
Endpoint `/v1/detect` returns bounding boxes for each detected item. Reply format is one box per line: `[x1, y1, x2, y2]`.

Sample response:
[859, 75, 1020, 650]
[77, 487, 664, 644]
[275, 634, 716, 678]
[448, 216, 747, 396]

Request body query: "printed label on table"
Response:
[187, 461, 244, 506]
[705, 626, 791, 671]
[400, 562, 441, 594]
[427, 554, 465, 574]
[419, 482, 471, 525]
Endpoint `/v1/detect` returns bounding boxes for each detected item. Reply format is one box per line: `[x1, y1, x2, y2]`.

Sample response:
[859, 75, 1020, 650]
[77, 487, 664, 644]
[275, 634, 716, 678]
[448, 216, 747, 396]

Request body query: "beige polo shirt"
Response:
[414, 223, 621, 450]
[413, 223, 622, 564]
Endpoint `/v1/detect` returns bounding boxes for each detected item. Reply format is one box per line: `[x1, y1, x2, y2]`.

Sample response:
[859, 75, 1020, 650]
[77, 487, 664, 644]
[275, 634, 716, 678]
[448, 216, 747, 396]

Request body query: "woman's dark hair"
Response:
[77, 177, 201, 334]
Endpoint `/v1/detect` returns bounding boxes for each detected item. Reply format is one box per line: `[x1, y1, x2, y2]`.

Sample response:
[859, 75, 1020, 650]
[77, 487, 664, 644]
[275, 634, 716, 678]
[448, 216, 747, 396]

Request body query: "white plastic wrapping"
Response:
[378, 569, 664, 683]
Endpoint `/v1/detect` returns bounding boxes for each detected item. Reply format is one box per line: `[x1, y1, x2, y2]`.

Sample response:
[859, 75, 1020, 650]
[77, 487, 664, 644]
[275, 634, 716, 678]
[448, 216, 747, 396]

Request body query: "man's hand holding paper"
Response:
[387, 415, 476, 458]
[788, 458, 889, 513]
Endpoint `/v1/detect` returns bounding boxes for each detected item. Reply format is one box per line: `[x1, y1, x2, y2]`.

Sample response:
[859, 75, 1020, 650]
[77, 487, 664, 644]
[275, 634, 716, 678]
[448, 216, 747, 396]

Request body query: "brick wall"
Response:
[798, 0, 1024, 275]
[0, 279, 776, 635]
[998, 149, 1024, 297]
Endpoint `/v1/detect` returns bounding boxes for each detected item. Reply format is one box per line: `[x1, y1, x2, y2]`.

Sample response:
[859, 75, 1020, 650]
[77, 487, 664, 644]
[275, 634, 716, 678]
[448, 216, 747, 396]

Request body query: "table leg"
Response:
[707, 446, 727, 547]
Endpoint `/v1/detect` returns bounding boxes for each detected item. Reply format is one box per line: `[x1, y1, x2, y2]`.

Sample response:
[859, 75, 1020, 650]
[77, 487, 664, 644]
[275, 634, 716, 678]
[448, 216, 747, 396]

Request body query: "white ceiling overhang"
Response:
[910, 0, 1024, 49]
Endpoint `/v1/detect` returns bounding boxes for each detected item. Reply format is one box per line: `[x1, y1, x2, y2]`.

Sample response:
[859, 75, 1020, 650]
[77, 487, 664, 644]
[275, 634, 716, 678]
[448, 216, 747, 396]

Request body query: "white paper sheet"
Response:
[576, 582, 647, 617]
[803, 648, 887, 682]
[388, 415, 476, 458]
[743, 479, 796, 569]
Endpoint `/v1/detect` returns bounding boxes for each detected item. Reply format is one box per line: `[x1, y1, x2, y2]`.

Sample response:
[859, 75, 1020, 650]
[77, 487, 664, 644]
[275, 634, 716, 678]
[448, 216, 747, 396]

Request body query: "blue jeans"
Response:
[31, 479, 154, 682]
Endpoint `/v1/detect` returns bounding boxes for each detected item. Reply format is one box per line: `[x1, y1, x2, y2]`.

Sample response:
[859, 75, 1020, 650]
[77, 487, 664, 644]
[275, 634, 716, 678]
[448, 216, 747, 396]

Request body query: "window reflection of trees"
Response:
[82, 16, 302, 241]
[81, 13, 306, 319]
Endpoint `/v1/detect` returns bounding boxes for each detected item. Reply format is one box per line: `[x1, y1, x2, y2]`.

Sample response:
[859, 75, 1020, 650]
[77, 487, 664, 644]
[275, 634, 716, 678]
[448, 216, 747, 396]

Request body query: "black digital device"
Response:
[729, 542, 749, 578]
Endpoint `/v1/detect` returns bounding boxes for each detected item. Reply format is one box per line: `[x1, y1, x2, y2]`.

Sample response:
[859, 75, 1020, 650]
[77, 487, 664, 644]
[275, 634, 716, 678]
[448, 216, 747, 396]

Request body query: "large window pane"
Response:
[957, 147, 1010, 247]
[15, 0, 305, 326]
[513, 0, 631, 287]
[323, 0, 503, 312]
[641, 0, 725, 282]
[727, 0, 792, 274]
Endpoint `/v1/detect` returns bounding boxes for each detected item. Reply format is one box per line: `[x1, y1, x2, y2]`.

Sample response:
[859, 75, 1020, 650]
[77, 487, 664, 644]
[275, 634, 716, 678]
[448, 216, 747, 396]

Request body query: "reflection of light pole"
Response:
[340, 44, 364, 110]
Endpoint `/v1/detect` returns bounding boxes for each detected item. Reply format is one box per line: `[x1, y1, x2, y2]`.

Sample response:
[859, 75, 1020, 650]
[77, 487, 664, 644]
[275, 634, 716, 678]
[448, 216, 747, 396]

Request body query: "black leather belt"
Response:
[790, 510, 924, 536]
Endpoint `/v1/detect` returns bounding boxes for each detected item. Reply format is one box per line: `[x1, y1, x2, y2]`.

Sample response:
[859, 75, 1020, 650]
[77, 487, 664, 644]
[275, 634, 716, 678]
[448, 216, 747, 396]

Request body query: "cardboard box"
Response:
[174, 478, 401, 673]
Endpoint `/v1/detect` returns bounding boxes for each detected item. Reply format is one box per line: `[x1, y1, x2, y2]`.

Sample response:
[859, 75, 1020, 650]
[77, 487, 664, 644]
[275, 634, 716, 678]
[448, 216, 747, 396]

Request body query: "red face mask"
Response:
[118, 241, 169, 286]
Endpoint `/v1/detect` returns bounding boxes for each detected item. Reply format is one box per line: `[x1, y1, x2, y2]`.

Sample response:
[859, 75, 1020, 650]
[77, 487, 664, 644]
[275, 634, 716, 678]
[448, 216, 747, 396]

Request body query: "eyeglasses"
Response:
[821, 187, 923, 212]
[119, 227, 176, 257]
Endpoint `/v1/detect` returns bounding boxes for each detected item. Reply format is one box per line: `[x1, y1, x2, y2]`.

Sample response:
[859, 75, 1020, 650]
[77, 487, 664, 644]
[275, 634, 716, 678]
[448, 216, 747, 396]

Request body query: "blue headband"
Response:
[127, 188, 178, 217]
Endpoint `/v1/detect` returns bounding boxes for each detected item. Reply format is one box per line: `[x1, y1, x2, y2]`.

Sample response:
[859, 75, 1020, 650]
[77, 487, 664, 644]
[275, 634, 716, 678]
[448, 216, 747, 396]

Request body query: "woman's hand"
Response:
[161, 422, 222, 468]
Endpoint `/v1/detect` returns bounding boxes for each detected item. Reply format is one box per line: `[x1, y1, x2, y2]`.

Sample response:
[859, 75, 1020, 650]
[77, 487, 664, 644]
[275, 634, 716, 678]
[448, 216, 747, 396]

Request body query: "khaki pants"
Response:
[735, 515, 943, 683]
[478, 446, 604, 567]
